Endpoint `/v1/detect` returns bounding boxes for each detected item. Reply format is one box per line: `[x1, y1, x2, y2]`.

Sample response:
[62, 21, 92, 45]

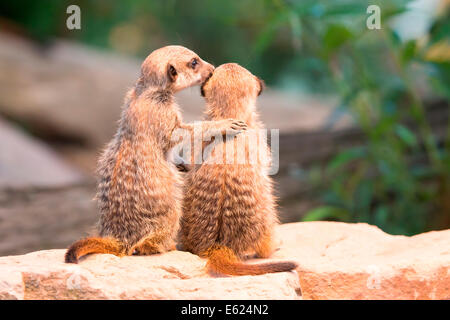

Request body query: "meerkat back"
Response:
[181, 64, 286, 271]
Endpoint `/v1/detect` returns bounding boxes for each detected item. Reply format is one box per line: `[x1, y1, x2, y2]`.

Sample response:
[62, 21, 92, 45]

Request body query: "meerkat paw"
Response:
[166, 240, 177, 252]
[226, 119, 248, 135]
[132, 242, 163, 256]
[133, 247, 162, 255]
[176, 163, 190, 172]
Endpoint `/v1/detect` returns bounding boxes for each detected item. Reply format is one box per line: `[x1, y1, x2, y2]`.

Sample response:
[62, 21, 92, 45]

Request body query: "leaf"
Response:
[354, 179, 373, 213]
[401, 40, 416, 65]
[289, 1, 321, 17]
[323, 24, 354, 57]
[374, 206, 389, 226]
[395, 124, 418, 148]
[428, 63, 450, 99]
[291, 1, 368, 18]
[288, 11, 302, 49]
[327, 146, 366, 172]
[302, 206, 351, 222]
[253, 11, 290, 54]
[322, 3, 368, 17]
[428, 15, 450, 45]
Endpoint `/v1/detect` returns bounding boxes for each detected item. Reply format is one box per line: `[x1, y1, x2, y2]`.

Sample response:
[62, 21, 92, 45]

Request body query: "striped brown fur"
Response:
[65, 47, 245, 263]
[180, 63, 298, 275]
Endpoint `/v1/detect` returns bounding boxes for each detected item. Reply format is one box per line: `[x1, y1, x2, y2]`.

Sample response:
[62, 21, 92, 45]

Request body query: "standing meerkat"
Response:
[180, 63, 298, 275]
[65, 46, 246, 263]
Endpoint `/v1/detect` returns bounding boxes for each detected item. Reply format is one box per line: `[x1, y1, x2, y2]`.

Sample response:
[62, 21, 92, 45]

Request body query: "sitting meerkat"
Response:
[65, 46, 246, 263]
[180, 63, 298, 275]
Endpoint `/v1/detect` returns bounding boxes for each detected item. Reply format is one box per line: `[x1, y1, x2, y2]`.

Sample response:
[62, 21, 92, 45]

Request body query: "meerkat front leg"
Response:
[169, 119, 247, 171]
[170, 119, 247, 150]
[181, 119, 248, 138]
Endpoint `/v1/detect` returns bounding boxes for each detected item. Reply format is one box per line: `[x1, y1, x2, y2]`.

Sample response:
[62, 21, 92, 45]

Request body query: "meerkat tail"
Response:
[205, 245, 298, 276]
[64, 237, 125, 263]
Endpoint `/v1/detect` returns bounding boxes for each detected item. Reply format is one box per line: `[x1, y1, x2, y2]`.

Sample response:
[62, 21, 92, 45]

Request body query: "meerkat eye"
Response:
[190, 58, 199, 69]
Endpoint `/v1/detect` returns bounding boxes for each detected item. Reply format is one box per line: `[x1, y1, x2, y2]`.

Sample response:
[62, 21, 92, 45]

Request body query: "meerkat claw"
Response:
[227, 119, 248, 134]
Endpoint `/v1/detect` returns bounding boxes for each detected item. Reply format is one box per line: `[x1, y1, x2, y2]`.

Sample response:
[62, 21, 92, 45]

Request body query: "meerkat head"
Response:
[138, 45, 214, 93]
[200, 63, 264, 110]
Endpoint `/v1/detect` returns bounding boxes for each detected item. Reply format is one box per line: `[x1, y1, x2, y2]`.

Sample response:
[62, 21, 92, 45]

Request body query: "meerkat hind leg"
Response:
[254, 232, 276, 259]
[132, 233, 176, 255]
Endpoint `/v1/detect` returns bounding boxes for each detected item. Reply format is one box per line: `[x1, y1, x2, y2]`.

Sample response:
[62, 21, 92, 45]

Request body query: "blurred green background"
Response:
[0, 0, 449, 236]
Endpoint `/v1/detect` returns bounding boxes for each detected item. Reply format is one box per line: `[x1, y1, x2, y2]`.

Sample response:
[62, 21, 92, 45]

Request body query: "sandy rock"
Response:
[0, 249, 300, 300]
[0, 222, 449, 299]
[273, 222, 450, 300]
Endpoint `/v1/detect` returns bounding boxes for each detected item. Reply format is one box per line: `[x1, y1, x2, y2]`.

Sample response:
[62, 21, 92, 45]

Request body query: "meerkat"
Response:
[65, 46, 246, 263]
[180, 63, 298, 276]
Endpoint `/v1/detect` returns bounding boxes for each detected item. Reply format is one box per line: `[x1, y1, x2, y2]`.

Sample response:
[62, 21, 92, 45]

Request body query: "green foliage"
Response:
[0, 0, 302, 87]
[302, 206, 351, 221]
[262, 0, 449, 235]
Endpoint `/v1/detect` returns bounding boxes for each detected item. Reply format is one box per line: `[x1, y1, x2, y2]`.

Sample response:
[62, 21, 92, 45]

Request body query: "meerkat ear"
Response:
[256, 77, 265, 96]
[167, 64, 178, 82]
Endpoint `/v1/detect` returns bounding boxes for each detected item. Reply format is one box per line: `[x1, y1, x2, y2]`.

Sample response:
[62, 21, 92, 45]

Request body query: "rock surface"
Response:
[0, 116, 97, 256]
[0, 117, 85, 190]
[274, 222, 450, 299]
[0, 249, 300, 300]
[0, 222, 449, 300]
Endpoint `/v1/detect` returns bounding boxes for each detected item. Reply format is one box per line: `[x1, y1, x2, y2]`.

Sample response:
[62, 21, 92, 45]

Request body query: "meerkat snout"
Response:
[166, 56, 215, 92]
[167, 58, 214, 88]
[200, 62, 215, 83]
